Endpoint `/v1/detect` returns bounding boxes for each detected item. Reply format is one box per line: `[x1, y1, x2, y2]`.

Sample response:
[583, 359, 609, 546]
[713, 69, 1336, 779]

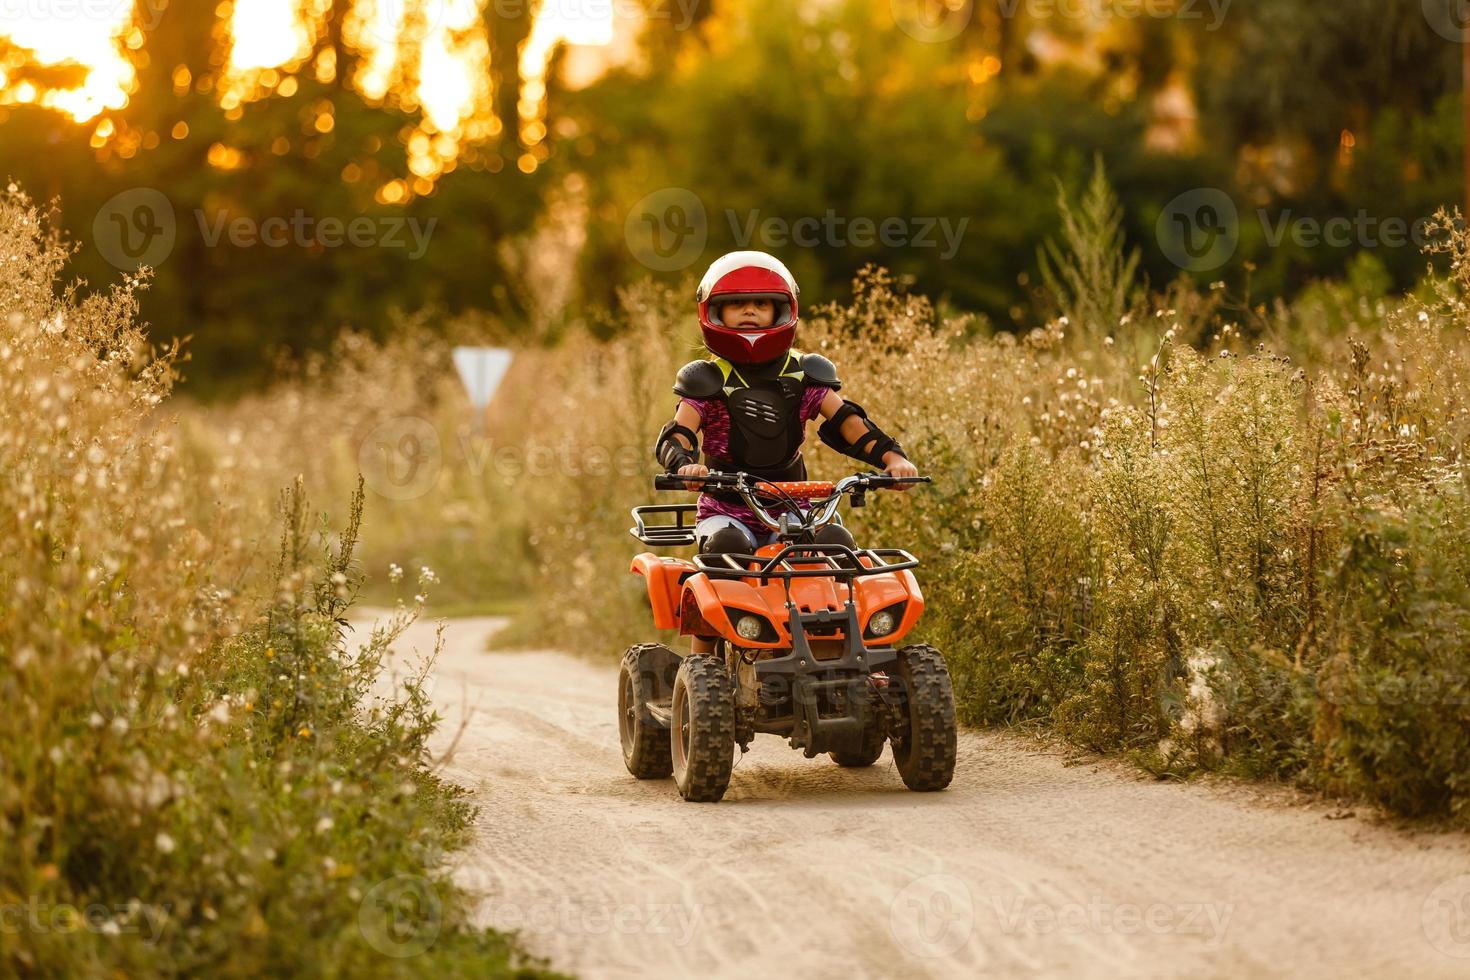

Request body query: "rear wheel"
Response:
[619, 644, 674, 779]
[671, 654, 736, 802]
[890, 644, 957, 791]
[829, 721, 885, 768]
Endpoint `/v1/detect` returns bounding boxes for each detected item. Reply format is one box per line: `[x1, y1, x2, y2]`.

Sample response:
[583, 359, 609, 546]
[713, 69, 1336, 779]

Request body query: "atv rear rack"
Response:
[694, 543, 919, 583]
[630, 504, 698, 547]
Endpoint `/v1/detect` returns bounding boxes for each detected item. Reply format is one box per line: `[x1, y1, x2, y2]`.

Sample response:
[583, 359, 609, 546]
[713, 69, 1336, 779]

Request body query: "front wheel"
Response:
[671, 654, 736, 802]
[890, 644, 958, 791]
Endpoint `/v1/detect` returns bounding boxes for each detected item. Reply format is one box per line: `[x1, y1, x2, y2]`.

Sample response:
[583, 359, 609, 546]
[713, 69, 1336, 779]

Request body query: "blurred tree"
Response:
[566, 0, 1194, 328]
[1197, 0, 1456, 161]
[486, 0, 541, 147]
[0, 0, 554, 392]
[1189, 0, 1462, 294]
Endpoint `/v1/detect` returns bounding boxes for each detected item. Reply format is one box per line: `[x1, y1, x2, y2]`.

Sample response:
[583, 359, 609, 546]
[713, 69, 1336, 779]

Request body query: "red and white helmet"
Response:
[696, 251, 799, 364]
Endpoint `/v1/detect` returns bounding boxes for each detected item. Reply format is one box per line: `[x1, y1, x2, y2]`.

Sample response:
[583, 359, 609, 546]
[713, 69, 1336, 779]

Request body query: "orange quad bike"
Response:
[620, 471, 958, 802]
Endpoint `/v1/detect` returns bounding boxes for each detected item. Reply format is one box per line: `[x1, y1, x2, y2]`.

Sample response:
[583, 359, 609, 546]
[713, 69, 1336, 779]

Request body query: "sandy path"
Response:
[365, 613, 1470, 980]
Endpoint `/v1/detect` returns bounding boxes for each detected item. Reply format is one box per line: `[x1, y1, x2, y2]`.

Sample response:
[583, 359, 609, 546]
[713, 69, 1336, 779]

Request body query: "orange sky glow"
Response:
[0, 0, 615, 129]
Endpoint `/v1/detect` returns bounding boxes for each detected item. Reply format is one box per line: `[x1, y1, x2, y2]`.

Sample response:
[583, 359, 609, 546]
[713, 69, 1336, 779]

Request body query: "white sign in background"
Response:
[452, 346, 514, 414]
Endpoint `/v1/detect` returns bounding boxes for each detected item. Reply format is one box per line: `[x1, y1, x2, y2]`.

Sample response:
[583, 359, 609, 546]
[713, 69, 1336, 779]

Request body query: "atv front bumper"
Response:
[751, 603, 898, 757]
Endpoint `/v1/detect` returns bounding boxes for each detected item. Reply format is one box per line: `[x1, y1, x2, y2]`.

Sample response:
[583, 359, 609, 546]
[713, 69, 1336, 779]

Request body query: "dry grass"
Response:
[0, 187, 552, 975]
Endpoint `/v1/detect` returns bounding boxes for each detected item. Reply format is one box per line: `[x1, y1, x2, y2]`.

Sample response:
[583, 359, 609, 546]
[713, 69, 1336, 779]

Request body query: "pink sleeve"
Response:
[800, 385, 832, 422]
[679, 397, 711, 425]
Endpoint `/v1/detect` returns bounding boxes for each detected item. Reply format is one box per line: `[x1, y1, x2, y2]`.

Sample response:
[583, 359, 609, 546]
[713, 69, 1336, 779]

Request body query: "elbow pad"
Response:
[654, 420, 700, 473]
[817, 400, 905, 468]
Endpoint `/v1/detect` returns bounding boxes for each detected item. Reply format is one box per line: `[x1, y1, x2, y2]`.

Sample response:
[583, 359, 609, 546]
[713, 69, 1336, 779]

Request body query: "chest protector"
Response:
[707, 353, 810, 491]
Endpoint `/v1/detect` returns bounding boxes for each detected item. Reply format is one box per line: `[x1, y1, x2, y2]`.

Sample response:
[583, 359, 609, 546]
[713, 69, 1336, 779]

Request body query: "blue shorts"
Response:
[693, 515, 777, 551]
[694, 513, 848, 551]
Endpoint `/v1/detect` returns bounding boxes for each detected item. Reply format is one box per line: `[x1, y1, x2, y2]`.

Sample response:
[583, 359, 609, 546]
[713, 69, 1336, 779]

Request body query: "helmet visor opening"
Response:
[710, 292, 794, 327]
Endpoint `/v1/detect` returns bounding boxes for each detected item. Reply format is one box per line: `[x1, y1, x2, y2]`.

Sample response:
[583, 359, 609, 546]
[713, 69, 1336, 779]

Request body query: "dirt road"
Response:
[368, 612, 1470, 979]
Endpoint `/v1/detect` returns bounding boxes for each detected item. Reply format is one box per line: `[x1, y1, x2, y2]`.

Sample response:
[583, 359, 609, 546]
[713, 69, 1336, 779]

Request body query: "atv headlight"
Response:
[735, 615, 766, 641]
[866, 606, 903, 638]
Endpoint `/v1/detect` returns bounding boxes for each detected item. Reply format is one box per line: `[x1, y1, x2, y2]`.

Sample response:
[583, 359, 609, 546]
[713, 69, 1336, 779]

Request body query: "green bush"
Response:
[0, 187, 552, 976]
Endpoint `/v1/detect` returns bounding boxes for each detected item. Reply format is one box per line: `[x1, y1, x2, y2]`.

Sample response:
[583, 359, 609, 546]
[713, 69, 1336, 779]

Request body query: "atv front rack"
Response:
[694, 543, 918, 583]
[630, 504, 698, 547]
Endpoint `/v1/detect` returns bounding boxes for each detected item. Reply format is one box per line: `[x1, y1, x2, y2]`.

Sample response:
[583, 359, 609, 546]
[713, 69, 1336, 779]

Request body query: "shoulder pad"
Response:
[673, 360, 725, 398]
[800, 352, 841, 391]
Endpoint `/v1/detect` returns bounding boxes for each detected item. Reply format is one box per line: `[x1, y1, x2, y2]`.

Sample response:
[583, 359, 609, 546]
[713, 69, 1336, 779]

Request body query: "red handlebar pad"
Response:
[754, 480, 836, 500]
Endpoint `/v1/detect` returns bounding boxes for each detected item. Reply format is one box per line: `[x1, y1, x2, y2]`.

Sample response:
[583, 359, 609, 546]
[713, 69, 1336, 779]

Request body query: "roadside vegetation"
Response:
[0, 188, 553, 975]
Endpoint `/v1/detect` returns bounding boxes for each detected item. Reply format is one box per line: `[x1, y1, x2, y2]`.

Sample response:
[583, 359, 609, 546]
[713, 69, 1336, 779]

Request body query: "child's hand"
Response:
[678, 463, 709, 491]
[883, 453, 919, 490]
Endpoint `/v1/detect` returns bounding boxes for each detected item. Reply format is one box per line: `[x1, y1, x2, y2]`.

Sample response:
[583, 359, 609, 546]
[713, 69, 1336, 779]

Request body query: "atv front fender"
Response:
[631, 552, 690, 631]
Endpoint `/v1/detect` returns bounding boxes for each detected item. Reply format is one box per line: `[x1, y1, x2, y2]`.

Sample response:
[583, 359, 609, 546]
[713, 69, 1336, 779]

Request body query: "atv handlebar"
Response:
[652, 471, 931, 532]
[653, 472, 930, 492]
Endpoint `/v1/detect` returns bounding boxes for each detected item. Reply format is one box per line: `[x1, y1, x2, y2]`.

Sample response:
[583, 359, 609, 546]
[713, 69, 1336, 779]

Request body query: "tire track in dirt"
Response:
[362, 612, 1470, 980]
